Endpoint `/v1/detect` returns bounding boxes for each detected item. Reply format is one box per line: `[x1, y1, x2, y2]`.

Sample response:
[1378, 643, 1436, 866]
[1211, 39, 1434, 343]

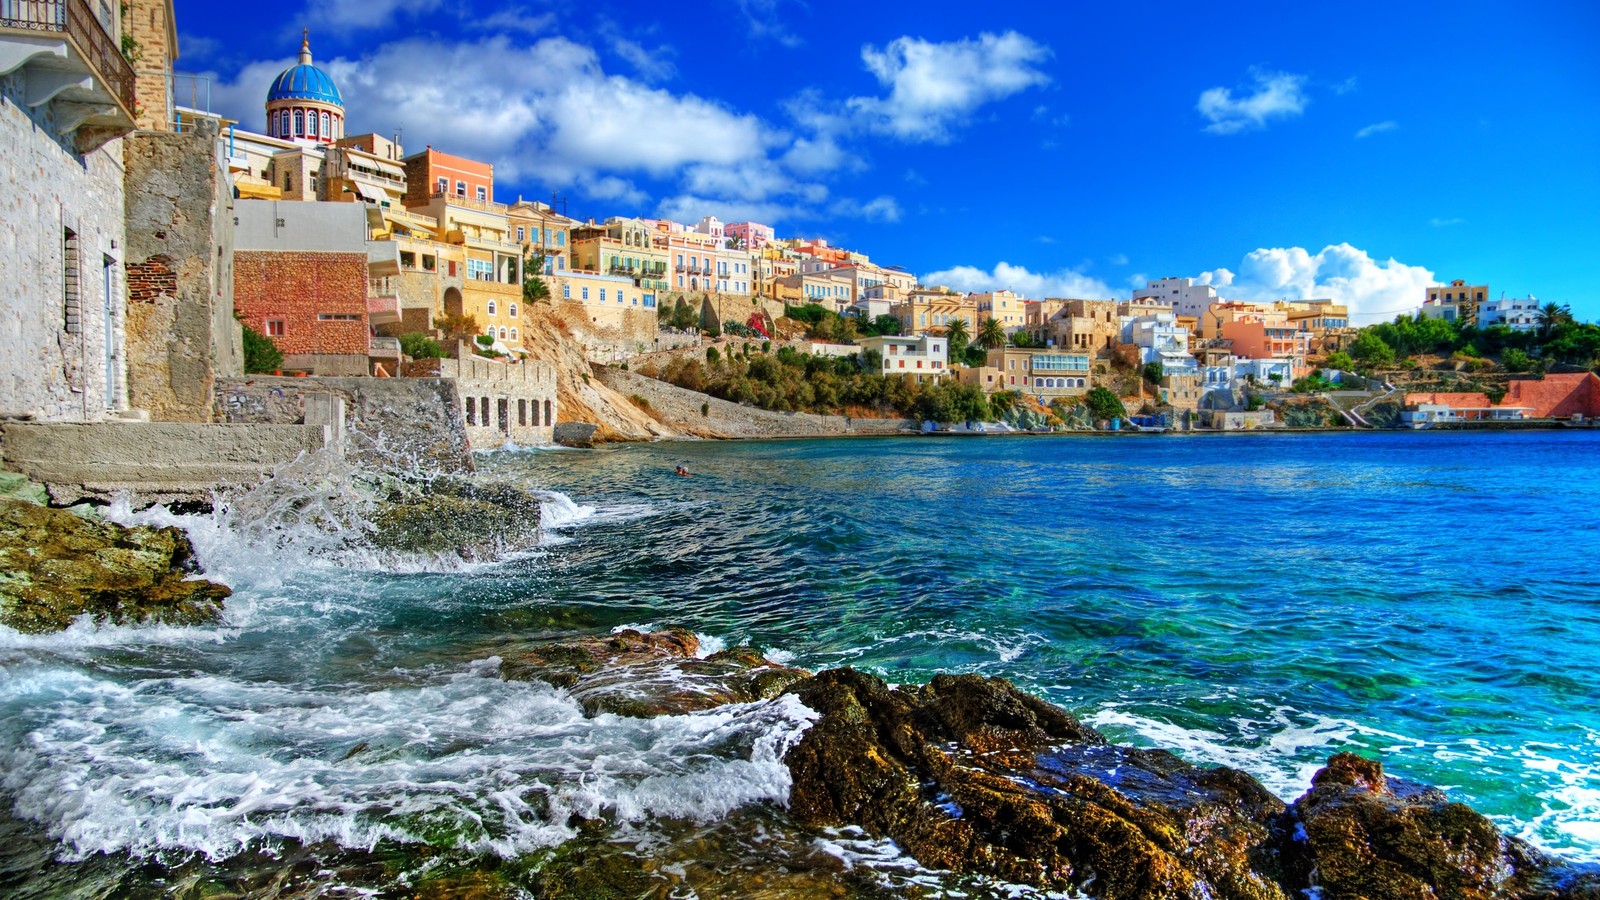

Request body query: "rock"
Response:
[0, 471, 49, 506]
[368, 477, 543, 560]
[0, 496, 229, 634]
[783, 668, 1291, 899]
[500, 628, 810, 717]
[1284, 752, 1591, 900]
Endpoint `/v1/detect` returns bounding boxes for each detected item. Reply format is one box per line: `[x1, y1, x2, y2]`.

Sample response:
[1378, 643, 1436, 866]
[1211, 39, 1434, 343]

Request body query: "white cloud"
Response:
[304, 0, 442, 29]
[1355, 120, 1397, 139]
[1195, 243, 1435, 321]
[733, 0, 806, 48]
[1333, 76, 1359, 96]
[920, 262, 1114, 299]
[1108, 253, 1129, 266]
[478, 10, 557, 35]
[847, 31, 1051, 142]
[1429, 217, 1466, 227]
[1197, 68, 1308, 135]
[830, 195, 901, 223]
[608, 35, 677, 83]
[208, 36, 774, 188]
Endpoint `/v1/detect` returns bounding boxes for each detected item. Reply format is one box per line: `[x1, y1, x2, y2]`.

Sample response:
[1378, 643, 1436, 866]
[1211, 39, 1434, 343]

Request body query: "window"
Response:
[519, 399, 527, 427]
[556, 232, 565, 246]
[563, 284, 571, 299]
[293, 109, 304, 134]
[499, 327, 508, 340]
[422, 254, 436, 271]
[510, 327, 518, 341]
[448, 260, 457, 277]
[486, 300, 497, 316]
[308, 113, 318, 137]
[316, 313, 360, 321]
[436, 177, 447, 194]
[466, 259, 494, 281]
[284, 172, 291, 190]
[321, 112, 330, 137]
[455, 180, 466, 197]
[265, 319, 285, 337]
[476, 186, 487, 202]
[517, 226, 525, 242]
[509, 303, 517, 318]
[599, 289, 607, 302]
[544, 400, 551, 424]
[466, 398, 476, 426]
[581, 287, 589, 300]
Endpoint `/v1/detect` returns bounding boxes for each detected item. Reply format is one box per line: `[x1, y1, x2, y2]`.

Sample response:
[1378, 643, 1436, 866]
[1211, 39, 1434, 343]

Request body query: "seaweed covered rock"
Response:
[369, 477, 543, 560]
[500, 628, 809, 717]
[0, 496, 229, 634]
[783, 668, 1291, 899]
[1284, 752, 1596, 900]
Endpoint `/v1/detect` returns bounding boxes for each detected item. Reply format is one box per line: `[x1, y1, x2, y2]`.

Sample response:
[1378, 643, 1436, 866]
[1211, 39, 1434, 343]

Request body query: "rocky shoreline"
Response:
[510, 628, 1600, 900]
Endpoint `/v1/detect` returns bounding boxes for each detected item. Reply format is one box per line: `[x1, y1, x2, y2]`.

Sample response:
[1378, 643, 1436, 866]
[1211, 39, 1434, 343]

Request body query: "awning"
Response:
[353, 182, 387, 203]
[370, 158, 405, 179]
[234, 180, 282, 200]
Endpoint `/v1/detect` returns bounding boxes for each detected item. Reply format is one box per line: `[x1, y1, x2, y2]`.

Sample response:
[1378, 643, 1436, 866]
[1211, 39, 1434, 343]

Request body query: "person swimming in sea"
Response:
[674, 465, 692, 477]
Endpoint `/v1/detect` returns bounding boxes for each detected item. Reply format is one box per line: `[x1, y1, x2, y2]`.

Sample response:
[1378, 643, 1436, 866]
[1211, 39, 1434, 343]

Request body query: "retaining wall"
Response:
[595, 367, 915, 439]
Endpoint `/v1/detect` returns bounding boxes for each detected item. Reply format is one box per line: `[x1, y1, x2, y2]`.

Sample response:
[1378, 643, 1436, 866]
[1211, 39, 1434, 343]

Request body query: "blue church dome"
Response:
[266, 36, 343, 107]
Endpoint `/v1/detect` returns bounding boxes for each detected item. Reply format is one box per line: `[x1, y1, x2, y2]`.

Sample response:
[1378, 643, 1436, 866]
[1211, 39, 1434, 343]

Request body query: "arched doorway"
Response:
[442, 286, 464, 318]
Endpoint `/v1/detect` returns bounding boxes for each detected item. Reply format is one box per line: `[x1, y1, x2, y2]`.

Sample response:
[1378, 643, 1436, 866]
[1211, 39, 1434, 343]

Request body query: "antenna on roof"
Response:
[551, 192, 568, 217]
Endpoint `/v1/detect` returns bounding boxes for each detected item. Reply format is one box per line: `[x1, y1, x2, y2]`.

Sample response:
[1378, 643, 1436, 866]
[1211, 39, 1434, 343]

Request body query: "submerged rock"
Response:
[500, 627, 809, 717]
[0, 496, 229, 634]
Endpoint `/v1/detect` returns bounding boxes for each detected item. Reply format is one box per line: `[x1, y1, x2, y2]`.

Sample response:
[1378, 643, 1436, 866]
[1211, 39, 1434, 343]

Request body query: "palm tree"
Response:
[1536, 302, 1573, 342]
[945, 318, 971, 354]
[978, 317, 1006, 350]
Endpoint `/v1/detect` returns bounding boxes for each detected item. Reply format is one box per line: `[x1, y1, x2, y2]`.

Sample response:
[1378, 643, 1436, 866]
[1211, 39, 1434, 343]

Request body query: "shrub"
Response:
[700, 402, 710, 417]
[398, 332, 444, 360]
[629, 394, 651, 410]
[707, 346, 721, 363]
[242, 324, 283, 374]
[1084, 386, 1125, 421]
[475, 334, 495, 348]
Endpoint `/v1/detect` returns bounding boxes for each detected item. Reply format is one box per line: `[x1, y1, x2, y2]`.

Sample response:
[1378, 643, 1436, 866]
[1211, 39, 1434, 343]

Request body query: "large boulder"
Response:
[0, 496, 229, 633]
[1285, 752, 1599, 900]
[368, 477, 543, 560]
[783, 668, 1291, 899]
[500, 628, 809, 717]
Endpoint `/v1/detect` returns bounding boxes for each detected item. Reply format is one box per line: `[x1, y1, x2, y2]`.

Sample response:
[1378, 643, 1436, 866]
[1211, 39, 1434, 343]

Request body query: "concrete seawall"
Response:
[1, 421, 329, 506]
[594, 367, 916, 440]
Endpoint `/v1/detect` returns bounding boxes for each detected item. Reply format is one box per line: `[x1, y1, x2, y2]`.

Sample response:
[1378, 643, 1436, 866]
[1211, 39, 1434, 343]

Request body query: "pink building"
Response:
[726, 221, 775, 251]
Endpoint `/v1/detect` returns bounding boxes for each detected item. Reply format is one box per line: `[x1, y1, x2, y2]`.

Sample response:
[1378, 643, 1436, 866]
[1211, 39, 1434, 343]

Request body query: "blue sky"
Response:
[175, 0, 1600, 321]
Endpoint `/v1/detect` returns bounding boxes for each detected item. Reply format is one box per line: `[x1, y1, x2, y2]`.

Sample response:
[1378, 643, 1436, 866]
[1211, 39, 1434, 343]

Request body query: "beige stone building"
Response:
[985, 348, 1092, 399]
[893, 289, 978, 336]
[1027, 300, 1121, 354]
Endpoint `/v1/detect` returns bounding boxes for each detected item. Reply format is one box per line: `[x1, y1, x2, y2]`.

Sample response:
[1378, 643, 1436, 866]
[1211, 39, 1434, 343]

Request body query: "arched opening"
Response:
[442, 287, 464, 318]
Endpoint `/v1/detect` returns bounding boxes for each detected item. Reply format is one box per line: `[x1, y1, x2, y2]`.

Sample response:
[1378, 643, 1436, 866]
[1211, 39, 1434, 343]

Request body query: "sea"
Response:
[1, 430, 1597, 897]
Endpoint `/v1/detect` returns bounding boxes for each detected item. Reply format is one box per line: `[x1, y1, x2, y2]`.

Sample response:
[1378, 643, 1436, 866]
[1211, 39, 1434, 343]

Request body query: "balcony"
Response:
[429, 190, 508, 215]
[369, 335, 402, 358]
[367, 293, 401, 327]
[1, 0, 136, 152]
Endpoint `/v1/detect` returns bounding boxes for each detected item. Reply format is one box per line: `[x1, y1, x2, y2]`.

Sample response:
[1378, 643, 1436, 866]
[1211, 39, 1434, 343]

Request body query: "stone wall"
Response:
[234, 251, 370, 359]
[595, 367, 916, 439]
[0, 420, 328, 506]
[216, 376, 472, 472]
[127, 0, 177, 132]
[123, 122, 240, 423]
[0, 72, 127, 422]
[404, 354, 558, 449]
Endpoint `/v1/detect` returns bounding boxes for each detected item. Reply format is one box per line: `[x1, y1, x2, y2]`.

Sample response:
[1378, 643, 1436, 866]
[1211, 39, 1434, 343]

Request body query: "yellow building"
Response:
[986, 348, 1093, 398]
[548, 271, 657, 329]
[509, 201, 579, 277]
[893, 289, 978, 336]
[1423, 280, 1489, 325]
[570, 217, 670, 293]
[975, 290, 1027, 332]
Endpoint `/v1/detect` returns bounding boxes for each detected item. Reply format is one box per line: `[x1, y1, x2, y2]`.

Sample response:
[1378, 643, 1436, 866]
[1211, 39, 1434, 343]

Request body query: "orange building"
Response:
[402, 148, 494, 209]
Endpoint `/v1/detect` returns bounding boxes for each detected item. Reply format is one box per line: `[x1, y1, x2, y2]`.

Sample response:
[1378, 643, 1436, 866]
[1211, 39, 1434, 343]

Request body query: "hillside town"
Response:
[4, 1, 1600, 504]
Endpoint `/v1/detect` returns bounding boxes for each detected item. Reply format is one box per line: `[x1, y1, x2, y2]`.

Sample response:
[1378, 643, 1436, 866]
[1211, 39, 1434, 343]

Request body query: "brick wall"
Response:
[234, 251, 370, 356]
[126, 256, 177, 304]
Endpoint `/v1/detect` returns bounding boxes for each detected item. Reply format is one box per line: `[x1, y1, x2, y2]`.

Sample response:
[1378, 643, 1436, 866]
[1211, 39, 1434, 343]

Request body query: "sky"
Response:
[173, 0, 1600, 323]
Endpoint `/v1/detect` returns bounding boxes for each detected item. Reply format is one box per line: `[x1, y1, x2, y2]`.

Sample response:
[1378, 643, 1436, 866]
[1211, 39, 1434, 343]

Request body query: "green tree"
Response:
[1324, 350, 1355, 371]
[1349, 331, 1396, 368]
[1084, 386, 1125, 422]
[944, 318, 971, 357]
[872, 314, 902, 336]
[1142, 360, 1163, 384]
[241, 324, 283, 374]
[978, 317, 1007, 349]
[1502, 347, 1534, 373]
[1009, 330, 1034, 348]
[399, 332, 445, 360]
[1536, 302, 1573, 343]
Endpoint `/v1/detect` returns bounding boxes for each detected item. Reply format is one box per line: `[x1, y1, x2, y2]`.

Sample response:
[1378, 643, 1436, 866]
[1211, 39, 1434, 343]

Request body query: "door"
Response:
[102, 255, 116, 409]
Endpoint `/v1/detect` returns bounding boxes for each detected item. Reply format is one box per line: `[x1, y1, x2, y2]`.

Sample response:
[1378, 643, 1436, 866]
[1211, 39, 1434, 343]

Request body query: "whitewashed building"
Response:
[2, 0, 139, 421]
[858, 334, 948, 383]
[1477, 296, 1541, 332]
[1134, 277, 1221, 320]
[1121, 313, 1197, 370]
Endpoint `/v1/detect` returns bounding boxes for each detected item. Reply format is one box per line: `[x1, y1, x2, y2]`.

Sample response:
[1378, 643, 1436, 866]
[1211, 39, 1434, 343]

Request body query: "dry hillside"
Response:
[520, 303, 677, 442]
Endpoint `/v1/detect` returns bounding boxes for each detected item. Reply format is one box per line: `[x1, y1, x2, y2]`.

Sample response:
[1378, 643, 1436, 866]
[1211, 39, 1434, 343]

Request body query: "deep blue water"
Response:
[1, 429, 1597, 896]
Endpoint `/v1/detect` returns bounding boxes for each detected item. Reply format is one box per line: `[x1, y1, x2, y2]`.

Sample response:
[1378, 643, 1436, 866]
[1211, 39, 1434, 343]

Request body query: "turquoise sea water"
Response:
[1, 430, 1598, 895]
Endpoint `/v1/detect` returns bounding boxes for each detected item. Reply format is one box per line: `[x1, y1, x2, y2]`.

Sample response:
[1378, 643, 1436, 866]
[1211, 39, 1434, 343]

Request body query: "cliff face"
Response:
[519, 303, 675, 442]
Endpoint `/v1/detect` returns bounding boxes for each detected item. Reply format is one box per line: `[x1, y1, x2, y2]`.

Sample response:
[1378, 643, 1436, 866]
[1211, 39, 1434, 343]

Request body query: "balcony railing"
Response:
[1, 0, 135, 114]
[429, 190, 508, 215]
